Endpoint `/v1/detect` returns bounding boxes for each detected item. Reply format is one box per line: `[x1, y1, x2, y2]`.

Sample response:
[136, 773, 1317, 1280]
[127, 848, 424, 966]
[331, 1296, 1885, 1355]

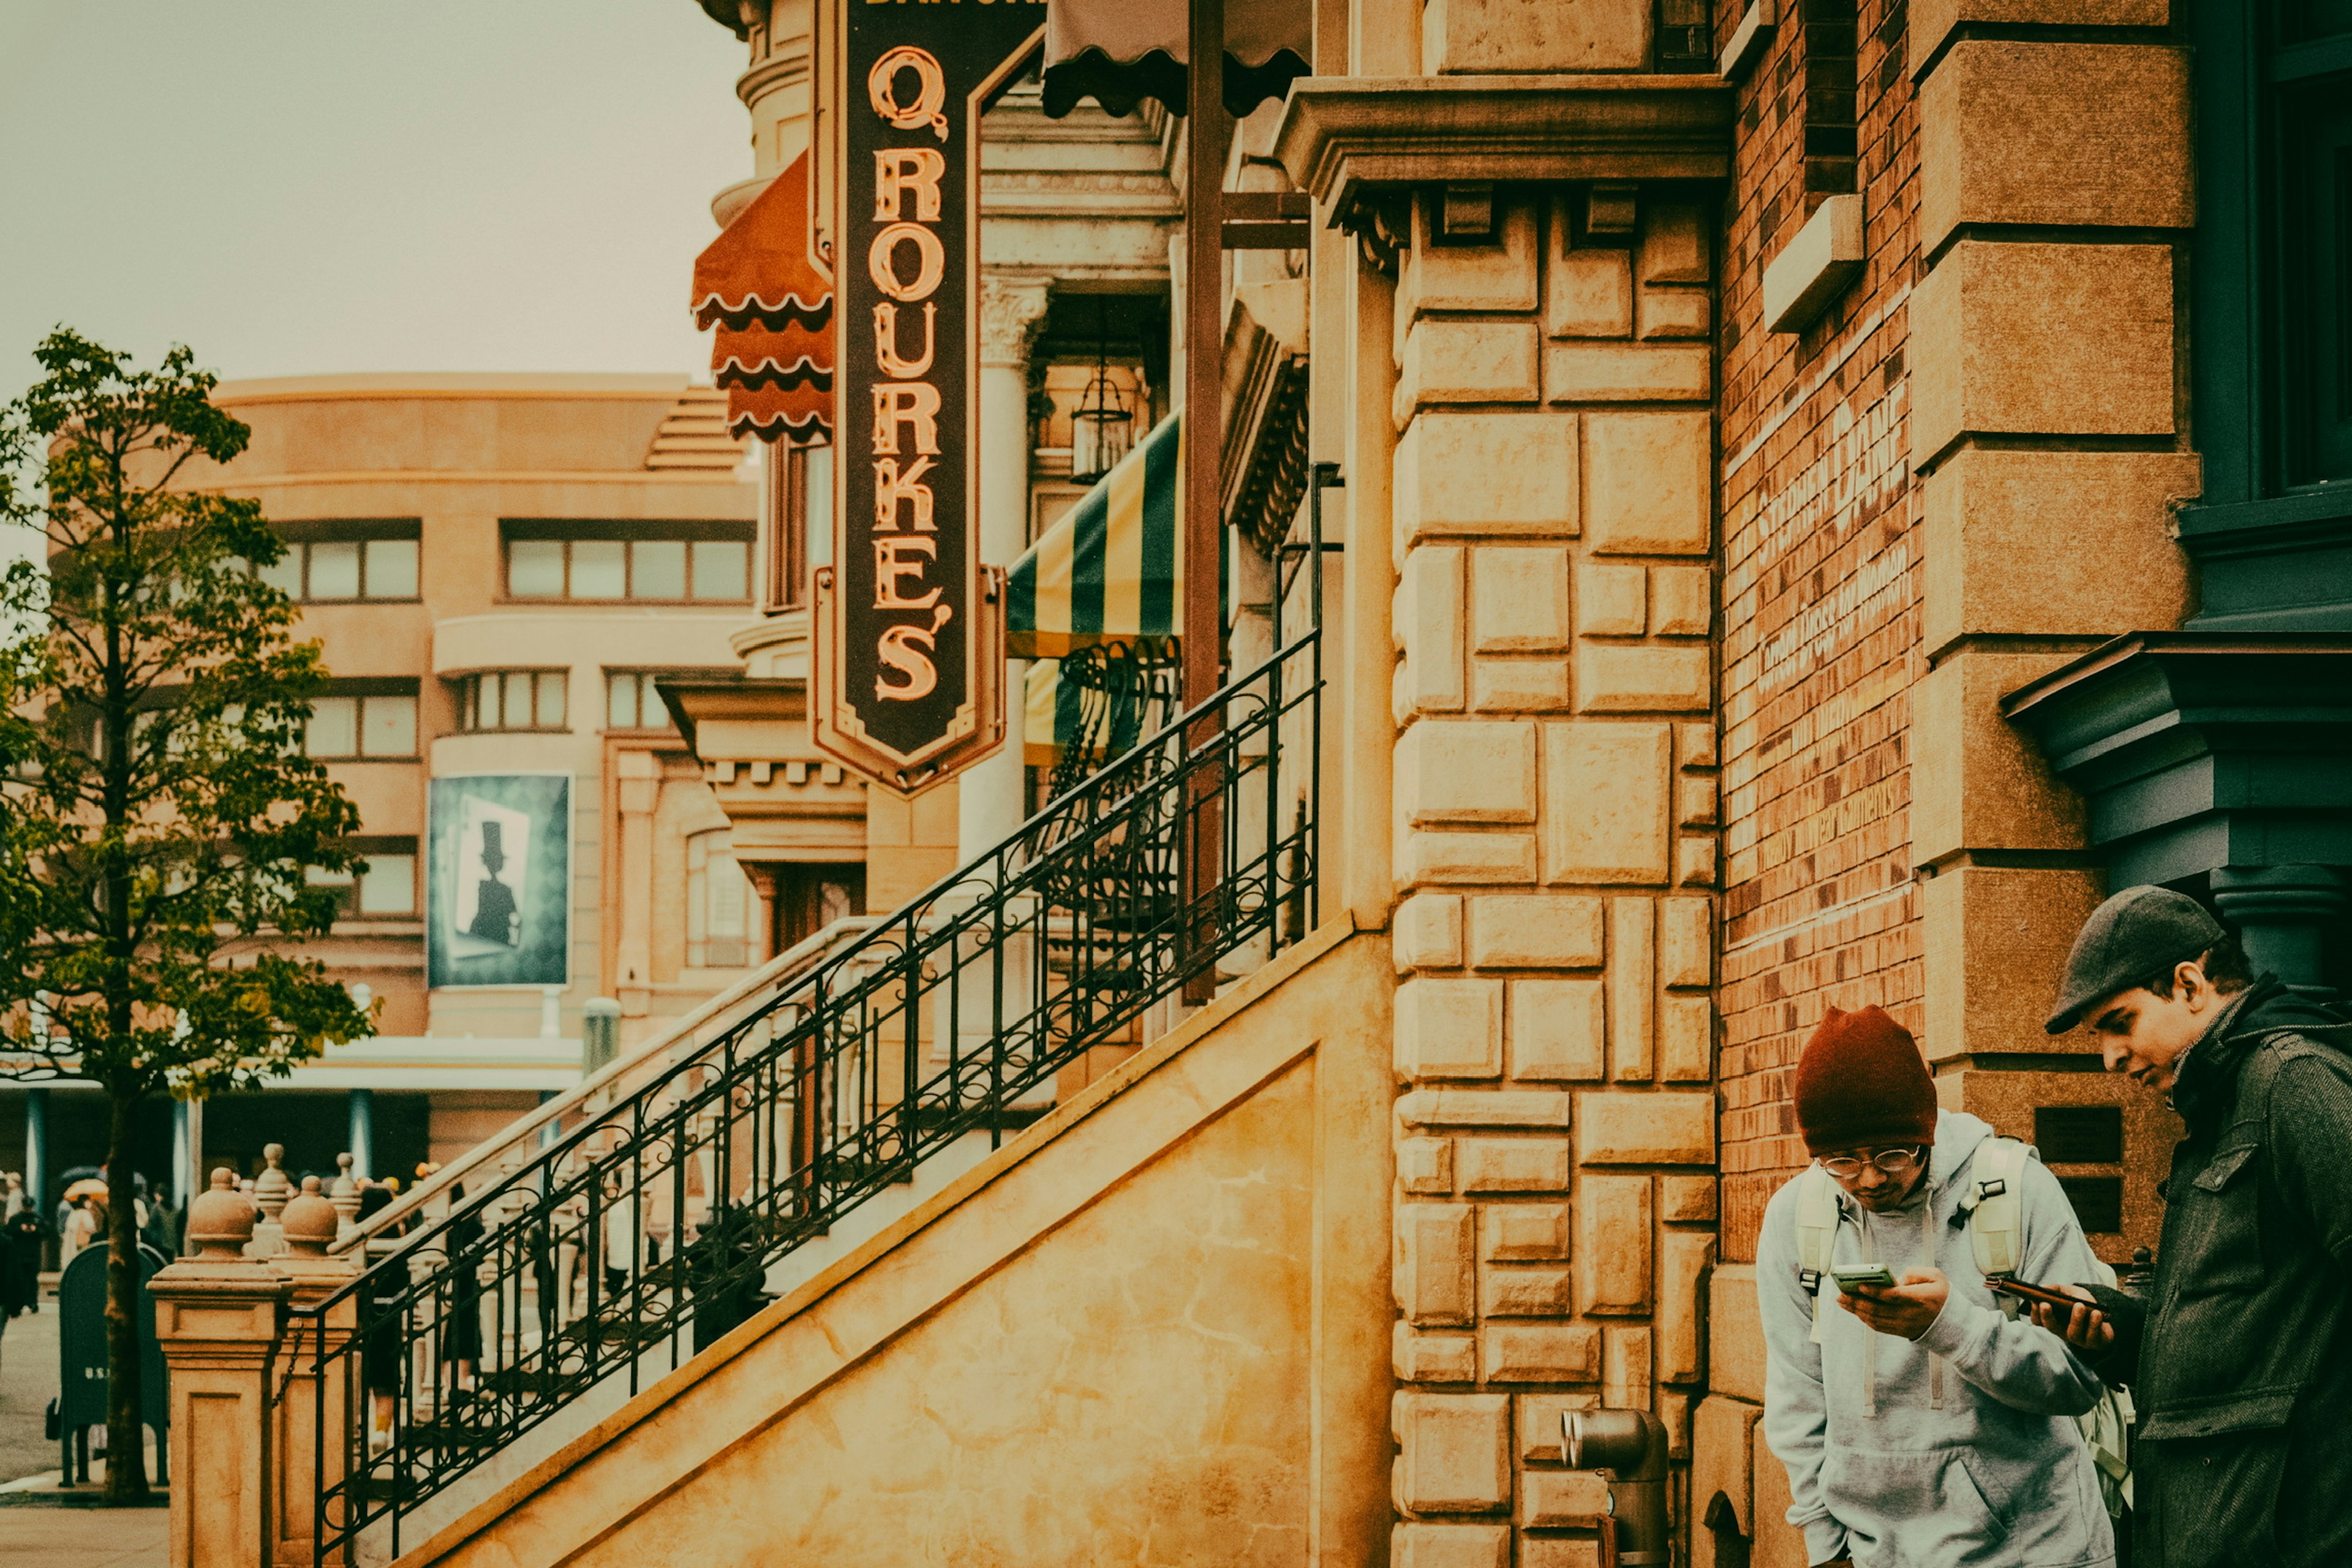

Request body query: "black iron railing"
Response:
[293, 602, 1324, 1562]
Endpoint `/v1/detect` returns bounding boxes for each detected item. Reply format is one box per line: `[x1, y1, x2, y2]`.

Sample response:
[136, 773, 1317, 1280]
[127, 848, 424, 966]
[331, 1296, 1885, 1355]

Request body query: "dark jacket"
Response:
[2098, 979, 2352, 1568]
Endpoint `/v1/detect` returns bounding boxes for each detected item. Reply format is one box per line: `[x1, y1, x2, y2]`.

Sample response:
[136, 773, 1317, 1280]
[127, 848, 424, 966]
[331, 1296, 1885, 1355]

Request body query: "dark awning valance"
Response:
[1041, 0, 1310, 119]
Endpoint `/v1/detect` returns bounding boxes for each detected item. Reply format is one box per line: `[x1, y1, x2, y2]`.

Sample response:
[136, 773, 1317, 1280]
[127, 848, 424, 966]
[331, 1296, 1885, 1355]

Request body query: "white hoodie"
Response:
[1755, 1108, 2114, 1567]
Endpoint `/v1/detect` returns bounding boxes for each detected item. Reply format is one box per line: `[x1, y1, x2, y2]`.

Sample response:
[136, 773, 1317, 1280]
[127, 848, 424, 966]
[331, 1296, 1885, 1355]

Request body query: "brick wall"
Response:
[1714, 0, 1921, 1263]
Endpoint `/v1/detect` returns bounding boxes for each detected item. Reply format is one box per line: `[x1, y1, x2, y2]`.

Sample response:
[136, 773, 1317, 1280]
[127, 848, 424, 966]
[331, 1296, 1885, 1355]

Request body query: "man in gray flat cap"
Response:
[2037, 884, 2352, 1568]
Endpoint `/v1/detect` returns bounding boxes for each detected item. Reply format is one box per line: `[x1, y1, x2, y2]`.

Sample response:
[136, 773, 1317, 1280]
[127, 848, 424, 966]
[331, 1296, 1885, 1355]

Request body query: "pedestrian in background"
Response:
[2, 1204, 42, 1317]
[2037, 887, 2352, 1568]
[60, 1194, 97, 1265]
[1758, 1005, 2113, 1567]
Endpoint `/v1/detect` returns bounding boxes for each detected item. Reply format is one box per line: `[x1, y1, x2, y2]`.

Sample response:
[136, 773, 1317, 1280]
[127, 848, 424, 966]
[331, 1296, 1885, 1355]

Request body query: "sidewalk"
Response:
[0, 1501, 166, 1568]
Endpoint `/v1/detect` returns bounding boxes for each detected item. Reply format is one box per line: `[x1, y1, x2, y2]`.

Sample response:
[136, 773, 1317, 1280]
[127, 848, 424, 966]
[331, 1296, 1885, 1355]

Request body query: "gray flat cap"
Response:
[2046, 885, 2225, 1033]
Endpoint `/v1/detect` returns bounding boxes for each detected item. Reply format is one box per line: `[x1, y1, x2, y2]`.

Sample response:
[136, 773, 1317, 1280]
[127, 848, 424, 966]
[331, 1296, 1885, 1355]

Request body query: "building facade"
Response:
[3, 374, 767, 1194]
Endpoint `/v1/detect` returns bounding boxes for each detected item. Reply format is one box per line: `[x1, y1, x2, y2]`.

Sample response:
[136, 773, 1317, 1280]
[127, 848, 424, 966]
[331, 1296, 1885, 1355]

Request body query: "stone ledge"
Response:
[1273, 75, 1735, 219]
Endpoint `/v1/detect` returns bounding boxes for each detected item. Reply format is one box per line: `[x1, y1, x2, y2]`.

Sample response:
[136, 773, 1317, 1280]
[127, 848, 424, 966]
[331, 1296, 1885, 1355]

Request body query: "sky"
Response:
[0, 1, 753, 399]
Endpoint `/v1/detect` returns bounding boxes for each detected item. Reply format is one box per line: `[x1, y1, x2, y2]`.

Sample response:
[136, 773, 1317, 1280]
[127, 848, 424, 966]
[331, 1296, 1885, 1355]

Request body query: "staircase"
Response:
[291, 626, 1324, 1566]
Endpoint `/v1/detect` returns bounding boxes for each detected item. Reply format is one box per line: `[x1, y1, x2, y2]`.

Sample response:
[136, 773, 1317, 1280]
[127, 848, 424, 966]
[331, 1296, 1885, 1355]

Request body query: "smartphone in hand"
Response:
[1989, 1276, 2087, 1311]
[1830, 1265, 1898, 1291]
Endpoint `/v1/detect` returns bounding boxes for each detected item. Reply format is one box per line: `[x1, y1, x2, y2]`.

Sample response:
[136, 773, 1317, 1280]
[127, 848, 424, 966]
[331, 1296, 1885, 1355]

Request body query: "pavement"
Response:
[0, 1506, 167, 1568]
[0, 1295, 166, 1568]
[2, 1298, 61, 1485]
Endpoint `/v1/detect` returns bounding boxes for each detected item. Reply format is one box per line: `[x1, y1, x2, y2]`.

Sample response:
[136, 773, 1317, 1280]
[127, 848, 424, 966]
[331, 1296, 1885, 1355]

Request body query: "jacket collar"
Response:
[2167, 976, 2329, 1131]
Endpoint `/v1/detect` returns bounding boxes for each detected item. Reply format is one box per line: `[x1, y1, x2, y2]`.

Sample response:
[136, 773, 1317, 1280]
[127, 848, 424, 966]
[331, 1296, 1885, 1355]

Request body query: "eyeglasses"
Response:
[1817, 1147, 1926, 1180]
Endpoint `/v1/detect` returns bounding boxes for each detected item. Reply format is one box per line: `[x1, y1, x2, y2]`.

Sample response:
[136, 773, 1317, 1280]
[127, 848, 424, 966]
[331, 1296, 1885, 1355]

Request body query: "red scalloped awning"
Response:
[692, 153, 834, 443]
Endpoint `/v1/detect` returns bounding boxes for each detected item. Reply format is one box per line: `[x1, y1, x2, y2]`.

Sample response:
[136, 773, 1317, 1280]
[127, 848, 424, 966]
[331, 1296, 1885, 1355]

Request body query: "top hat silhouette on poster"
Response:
[450, 795, 531, 957]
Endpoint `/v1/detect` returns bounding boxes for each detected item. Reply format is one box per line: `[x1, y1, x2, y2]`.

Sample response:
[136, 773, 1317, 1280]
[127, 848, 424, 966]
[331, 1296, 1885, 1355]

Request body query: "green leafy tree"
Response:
[0, 331, 374, 1503]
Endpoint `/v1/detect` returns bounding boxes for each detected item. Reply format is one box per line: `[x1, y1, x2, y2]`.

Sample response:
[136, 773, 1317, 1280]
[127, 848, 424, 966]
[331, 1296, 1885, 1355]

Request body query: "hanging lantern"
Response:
[1068, 303, 1134, 484]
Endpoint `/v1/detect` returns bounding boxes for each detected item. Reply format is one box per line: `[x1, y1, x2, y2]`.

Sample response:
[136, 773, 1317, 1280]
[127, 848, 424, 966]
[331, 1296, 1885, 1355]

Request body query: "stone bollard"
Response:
[249, 1144, 292, 1257]
[150, 1168, 290, 1568]
[328, 1154, 362, 1242]
[271, 1176, 361, 1568]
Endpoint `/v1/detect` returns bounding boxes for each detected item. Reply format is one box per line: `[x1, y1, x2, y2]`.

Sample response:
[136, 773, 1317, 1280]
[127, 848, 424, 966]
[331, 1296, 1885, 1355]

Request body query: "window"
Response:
[456, 671, 568, 733]
[686, 832, 755, 968]
[256, 523, 420, 601]
[500, 521, 755, 602]
[2193, 1, 2352, 499]
[306, 843, 419, 920]
[305, 693, 417, 758]
[605, 671, 673, 732]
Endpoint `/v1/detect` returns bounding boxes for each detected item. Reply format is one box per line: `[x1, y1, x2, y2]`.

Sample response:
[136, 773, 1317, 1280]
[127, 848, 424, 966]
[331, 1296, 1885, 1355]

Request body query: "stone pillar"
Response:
[271, 1177, 361, 1568]
[1384, 187, 1721, 1568]
[151, 1169, 290, 1568]
[2212, 865, 2350, 993]
[962, 274, 1054, 864]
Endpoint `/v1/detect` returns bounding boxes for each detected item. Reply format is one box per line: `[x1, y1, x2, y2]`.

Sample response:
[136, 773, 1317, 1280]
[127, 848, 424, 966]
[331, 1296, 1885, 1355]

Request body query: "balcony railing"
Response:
[291, 554, 1325, 1561]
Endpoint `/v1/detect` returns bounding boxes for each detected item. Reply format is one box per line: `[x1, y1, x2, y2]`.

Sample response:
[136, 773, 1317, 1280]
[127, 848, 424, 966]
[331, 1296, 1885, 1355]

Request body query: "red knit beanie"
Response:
[1792, 1005, 1936, 1156]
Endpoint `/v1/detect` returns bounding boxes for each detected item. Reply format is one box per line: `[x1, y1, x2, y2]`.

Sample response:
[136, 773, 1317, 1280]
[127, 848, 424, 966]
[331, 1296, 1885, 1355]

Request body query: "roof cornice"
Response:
[1273, 74, 1735, 217]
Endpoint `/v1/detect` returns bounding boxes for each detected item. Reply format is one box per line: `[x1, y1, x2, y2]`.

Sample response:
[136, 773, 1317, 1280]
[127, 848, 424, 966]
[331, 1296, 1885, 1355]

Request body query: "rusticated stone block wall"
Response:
[1385, 187, 1721, 1568]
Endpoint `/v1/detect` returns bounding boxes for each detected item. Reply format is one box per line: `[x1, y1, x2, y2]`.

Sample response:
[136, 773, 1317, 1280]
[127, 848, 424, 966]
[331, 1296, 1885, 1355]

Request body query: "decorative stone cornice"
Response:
[2001, 631, 2352, 885]
[1272, 74, 1736, 220]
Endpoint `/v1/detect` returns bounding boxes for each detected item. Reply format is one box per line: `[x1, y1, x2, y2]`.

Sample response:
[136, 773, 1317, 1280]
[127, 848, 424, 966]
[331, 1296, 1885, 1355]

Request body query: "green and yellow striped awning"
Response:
[1006, 410, 1183, 660]
[1009, 410, 1233, 766]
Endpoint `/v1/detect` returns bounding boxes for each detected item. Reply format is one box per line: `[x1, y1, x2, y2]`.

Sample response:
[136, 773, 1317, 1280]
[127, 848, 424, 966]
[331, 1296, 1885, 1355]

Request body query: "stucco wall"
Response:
[400, 921, 1393, 1568]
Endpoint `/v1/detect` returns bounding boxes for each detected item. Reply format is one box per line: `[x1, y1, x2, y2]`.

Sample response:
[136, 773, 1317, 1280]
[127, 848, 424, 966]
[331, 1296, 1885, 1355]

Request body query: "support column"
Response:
[2211, 865, 2350, 994]
[962, 274, 1053, 864]
[345, 1090, 374, 1182]
[151, 1170, 288, 1568]
[26, 1087, 49, 1213]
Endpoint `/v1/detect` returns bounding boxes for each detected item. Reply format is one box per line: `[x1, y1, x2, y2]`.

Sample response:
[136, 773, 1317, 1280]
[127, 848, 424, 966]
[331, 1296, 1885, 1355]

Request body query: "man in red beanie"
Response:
[1755, 1005, 2114, 1567]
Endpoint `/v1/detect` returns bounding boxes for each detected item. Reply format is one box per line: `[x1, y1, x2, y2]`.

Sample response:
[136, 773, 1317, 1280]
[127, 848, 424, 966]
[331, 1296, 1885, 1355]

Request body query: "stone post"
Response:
[328, 1155, 362, 1243]
[151, 1168, 290, 1568]
[271, 1176, 363, 1568]
[251, 1142, 292, 1257]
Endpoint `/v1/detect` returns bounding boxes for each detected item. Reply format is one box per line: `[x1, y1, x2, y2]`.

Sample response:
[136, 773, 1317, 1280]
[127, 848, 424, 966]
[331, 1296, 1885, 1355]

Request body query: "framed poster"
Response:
[426, 773, 571, 990]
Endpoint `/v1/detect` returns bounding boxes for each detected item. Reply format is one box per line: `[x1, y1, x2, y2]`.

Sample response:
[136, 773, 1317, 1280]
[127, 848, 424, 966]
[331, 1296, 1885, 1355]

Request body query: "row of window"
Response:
[244, 526, 756, 606]
[300, 673, 677, 758]
[506, 538, 749, 603]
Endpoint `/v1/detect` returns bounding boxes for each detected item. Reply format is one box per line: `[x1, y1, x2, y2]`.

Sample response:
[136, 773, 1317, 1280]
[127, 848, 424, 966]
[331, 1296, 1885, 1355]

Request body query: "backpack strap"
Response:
[1964, 1136, 2031, 1281]
[1792, 1164, 1842, 1346]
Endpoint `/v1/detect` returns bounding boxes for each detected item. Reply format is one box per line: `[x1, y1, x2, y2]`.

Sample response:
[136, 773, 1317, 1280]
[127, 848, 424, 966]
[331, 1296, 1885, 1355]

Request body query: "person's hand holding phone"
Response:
[1841, 1267, 1949, 1340]
[2025, 1283, 2115, 1353]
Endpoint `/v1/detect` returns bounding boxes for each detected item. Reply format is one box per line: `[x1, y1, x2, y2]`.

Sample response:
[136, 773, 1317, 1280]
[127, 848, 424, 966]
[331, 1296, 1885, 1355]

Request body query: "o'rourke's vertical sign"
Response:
[812, 1, 1043, 796]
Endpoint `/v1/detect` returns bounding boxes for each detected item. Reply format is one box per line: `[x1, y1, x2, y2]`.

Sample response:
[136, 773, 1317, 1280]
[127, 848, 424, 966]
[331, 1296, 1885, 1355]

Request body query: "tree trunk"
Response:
[102, 1088, 149, 1504]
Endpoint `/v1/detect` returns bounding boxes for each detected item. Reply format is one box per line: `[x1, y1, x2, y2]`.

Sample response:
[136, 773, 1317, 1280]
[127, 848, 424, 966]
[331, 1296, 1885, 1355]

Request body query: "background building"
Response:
[1, 373, 763, 1196]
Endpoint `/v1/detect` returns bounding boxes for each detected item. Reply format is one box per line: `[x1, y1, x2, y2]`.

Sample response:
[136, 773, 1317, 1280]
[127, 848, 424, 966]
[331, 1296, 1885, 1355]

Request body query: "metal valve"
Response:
[1563, 1408, 1670, 1567]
